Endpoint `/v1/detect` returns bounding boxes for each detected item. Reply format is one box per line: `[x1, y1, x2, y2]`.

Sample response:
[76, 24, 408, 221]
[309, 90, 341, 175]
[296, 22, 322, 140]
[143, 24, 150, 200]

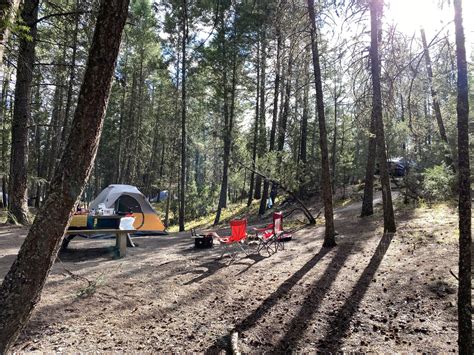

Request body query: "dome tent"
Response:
[70, 184, 166, 233]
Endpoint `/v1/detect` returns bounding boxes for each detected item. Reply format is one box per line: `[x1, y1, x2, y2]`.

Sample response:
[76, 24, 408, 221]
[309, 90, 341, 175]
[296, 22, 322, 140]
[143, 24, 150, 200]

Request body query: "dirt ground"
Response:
[0, 195, 461, 353]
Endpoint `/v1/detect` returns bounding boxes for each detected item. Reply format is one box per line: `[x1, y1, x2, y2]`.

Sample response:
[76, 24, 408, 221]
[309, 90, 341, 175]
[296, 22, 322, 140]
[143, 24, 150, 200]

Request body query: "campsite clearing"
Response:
[1, 199, 460, 353]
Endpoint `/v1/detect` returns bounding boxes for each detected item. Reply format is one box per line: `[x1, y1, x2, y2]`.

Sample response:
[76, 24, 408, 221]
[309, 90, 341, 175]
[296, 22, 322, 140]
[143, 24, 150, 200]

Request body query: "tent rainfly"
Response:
[70, 184, 166, 233]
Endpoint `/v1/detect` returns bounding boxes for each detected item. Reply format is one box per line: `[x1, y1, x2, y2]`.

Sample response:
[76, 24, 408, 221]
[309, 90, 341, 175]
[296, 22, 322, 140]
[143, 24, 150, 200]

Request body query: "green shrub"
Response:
[422, 164, 456, 202]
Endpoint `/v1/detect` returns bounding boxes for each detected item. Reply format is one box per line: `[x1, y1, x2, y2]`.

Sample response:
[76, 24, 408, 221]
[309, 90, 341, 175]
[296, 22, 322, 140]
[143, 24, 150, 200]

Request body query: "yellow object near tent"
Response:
[70, 184, 166, 233]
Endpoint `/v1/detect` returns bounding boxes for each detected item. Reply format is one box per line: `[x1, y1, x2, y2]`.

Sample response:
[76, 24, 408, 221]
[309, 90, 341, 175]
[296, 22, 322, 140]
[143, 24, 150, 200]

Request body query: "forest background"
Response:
[0, 0, 472, 228]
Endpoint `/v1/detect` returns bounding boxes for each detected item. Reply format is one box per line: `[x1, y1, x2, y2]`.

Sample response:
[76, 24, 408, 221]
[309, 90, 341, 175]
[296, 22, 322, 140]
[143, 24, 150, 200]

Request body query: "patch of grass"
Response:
[285, 219, 309, 230]
[168, 199, 262, 232]
[396, 202, 458, 245]
[335, 197, 357, 208]
[76, 273, 106, 299]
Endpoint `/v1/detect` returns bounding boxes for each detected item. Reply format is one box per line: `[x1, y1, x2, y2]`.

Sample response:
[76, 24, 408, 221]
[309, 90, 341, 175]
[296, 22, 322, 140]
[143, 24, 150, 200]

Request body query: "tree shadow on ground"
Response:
[204, 205, 385, 353]
[204, 245, 332, 354]
[318, 232, 395, 352]
[272, 241, 356, 352]
[182, 259, 229, 285]
[58, 246, 115, 262]
[182, 251, 267, 285]
[235, 253, 267, 276]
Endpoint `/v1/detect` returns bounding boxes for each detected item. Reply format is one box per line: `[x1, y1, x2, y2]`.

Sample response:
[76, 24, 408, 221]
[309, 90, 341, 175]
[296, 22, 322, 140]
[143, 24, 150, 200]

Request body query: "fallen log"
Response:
[234, 160, 316, 225]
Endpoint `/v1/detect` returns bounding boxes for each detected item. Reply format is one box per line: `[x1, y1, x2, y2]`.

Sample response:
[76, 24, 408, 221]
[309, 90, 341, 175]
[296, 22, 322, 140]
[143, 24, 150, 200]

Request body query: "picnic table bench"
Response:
[64, 229, 138, 258]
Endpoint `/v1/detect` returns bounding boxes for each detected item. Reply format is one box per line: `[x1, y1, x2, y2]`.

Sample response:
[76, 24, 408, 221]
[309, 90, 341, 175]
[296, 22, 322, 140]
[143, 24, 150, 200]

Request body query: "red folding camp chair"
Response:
[215, 219, 249, 261]
[254, 212, 287, 255]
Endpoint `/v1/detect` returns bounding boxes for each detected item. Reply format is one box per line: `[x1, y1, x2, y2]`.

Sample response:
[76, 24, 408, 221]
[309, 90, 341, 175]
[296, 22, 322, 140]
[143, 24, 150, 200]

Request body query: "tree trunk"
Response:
[453, 0, 471, 352]
[59, 0, 80, 156]
[145, 89, 160, 196]
[214, 7, 232, 226]
[360, 111, 376, 217]
[158, 143, 166, 180]
[420, 28, 448, 144]
[299, 47, 309, 165]
[131, 50, 146, 183]
[331, 83, 339, 191]
[178, 0, 187, 232]
[247, 38, 260, 207]
[341, 113, 347, 198]
[268, 45, 293, 206]
[420, 28, 453, 167]
[0, 64, 10, 207]
[46, 74, 65, 181]
[266, 23, 282, 207]
[1, 176, 7, 207]
[122, 69, 137, 183]
[369, 0, 396, 233]
[269, 27, 281, 154]
[277, 51, 292, 153]
[0, 0, 129, 351]
[116, 78, 127, 182]
[307, 0, 336, 247]
[8, 0, 39, 225]
[298, 47, 310, 197]
[254, 28, 267, 201]
[164, 186, 171, 227]
[33, 77, 42, 208]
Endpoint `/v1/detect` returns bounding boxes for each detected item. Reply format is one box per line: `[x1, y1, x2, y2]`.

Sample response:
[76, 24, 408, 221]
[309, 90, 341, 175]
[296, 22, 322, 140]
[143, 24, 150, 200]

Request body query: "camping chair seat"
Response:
[254, 225, 276, 256]
[214, 219, 249, 261]
[253, 226, 274, 239]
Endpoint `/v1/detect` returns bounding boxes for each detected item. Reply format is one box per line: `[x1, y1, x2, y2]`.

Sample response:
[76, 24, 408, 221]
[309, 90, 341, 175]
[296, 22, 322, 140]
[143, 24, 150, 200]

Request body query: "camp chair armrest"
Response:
[217, 236, 231, 243]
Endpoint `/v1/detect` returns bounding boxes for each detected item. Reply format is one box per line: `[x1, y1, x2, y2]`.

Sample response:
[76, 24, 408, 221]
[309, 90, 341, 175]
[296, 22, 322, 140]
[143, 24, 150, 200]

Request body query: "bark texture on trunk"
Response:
[268, 45, 293, 207]
[214, 7, 236, 225]
[331, 83, 340, 190]
[361, 111, 376, 217]
[420, 29, 449, 144]
[0, 0, 129, 351]
[265, 21, 282, 209]
[299, 47, 309, 165]
[369, 0, 395, 233]
[178, 0, 187, 232]
[247, 38, 260, 207]
[0, 65, 10, 208]
[307, 0, 335, 246]
[254, 28, 267, 202]
[8, 0, 39, 225]
[298, 47, 310, 197]
[59, 0, 80, 157]
[420, 28, 453, 167]
[453, 0, 471, 353]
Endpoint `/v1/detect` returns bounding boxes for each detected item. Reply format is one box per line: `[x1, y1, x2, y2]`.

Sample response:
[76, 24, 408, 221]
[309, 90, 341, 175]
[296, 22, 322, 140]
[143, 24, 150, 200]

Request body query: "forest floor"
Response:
[0, 191, 461, 353]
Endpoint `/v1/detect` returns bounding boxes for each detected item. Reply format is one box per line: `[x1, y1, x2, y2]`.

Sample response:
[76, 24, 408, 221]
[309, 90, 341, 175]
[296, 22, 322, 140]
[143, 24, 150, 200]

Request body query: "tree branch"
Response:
[234, 160, 316, 225]
[31, 10, 93, 25]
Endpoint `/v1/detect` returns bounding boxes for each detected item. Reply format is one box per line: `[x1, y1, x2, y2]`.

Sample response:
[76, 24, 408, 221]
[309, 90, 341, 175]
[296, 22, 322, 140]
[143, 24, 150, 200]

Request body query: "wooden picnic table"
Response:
[64, 229, 138, 258]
